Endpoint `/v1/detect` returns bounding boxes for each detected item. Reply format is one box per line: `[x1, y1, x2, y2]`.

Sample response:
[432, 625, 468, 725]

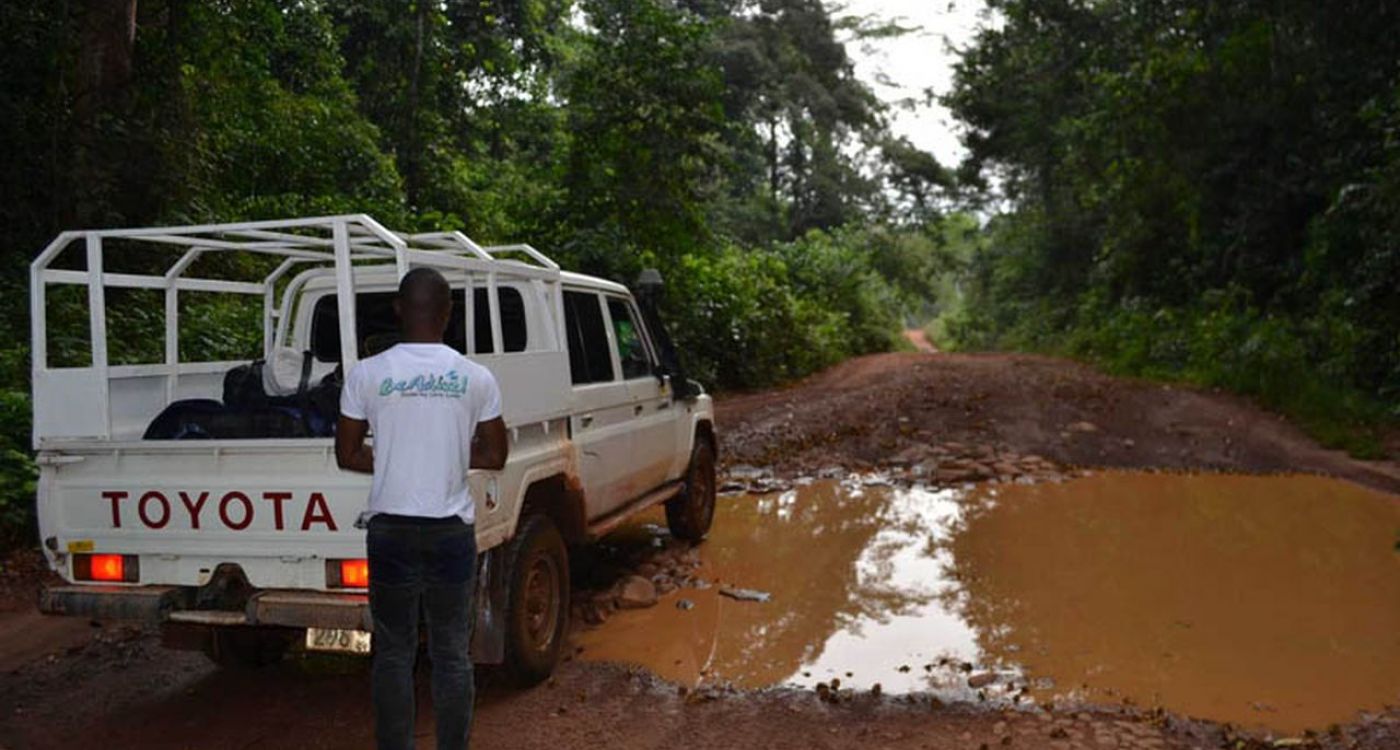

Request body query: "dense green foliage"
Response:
[8, 0, 1392, 550]
[0, 0, 957, 548]
[943, 0, 1400, 453]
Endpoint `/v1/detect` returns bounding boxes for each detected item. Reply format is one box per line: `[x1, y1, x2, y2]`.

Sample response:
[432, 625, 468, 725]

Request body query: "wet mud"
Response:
[716, 352, 1400, 494]
[577, 471, 1400, 734]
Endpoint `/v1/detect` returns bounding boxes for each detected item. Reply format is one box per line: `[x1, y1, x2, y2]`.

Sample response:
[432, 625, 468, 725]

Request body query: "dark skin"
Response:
[335, 269, 509, 475]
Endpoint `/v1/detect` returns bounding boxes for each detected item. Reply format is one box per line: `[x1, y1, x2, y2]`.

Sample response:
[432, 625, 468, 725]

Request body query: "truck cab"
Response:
[30, 215, 716, 684]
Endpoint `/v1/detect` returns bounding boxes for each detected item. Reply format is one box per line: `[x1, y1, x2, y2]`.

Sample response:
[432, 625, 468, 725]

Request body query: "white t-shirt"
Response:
[340, 343, 503, 524]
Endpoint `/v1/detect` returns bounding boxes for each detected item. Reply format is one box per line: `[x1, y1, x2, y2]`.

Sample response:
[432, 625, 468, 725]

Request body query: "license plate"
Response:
[306, 627, 372, 655]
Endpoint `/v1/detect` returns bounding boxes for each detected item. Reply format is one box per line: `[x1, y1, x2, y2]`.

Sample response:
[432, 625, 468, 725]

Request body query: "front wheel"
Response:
[502, 513, 570, 686]
[666, 438, 716, 542]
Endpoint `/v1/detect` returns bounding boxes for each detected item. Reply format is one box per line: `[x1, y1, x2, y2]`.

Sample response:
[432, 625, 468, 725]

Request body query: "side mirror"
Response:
[635, 268, 664, 299]
[633, 268, 697, 400]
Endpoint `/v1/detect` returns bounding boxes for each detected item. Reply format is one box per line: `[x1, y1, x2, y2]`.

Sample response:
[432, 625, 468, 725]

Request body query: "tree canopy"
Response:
[0, 0, 960, 546]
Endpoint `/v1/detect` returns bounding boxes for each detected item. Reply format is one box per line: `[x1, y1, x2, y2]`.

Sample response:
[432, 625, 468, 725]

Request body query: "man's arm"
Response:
[470, 417, 508, 470]
[335, 416, 374, 473]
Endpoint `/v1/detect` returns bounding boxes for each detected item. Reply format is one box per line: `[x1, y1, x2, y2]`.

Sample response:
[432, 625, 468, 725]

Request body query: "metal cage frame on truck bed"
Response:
[30, 214, 569, 448]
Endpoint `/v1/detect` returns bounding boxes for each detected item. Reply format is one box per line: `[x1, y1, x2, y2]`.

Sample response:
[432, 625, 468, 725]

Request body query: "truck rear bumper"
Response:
[39, 584, 371, 631]
[40, 584, 190, 621]
[39, 546, 507, 663]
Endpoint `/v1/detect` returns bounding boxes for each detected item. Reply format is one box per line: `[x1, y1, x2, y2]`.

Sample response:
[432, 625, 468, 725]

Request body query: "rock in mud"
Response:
[719, 586, 772, 603]
[935, 467, 974, 483]
[616, 576, 658, 609]
[747, 479, 791, 494]
[888, 445, 930, 466]
[727, 464, 767, 480]
[968, 671, 1002, 688]
[675, 599, 695, 611]
[582, 603, 610, 625]
[992, 461, 1020, 477]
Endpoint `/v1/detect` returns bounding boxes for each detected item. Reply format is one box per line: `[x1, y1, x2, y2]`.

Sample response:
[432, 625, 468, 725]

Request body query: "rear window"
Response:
[310, 286, 526, 361]
[563, 291, 615, 385]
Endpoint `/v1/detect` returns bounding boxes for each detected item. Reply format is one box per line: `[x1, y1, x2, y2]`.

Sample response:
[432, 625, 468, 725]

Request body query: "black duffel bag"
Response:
[220, 353, 340, 437]
[144, 400, 312, 440]
[223, 360, 270, 410]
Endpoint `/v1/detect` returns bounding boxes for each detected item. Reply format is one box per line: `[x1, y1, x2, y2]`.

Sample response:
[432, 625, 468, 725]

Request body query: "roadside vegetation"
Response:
[2, 0, 1396, 549]
[934, 0, 1400, 457]
[0, 0, 960, 549]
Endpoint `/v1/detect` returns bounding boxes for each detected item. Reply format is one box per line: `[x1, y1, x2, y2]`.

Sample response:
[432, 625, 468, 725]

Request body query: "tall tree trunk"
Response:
[405, 0, 427, 208]
[71, 0, 138, 225]
[766, 116, 779, 199]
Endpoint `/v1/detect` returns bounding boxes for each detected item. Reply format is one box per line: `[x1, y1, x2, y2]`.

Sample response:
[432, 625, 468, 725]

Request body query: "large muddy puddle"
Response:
[576, 472, 1400, 733]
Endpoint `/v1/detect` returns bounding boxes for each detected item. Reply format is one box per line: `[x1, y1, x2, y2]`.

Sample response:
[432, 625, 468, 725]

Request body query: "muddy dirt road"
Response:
[1, 351, 1397, 749]
[717, 351, 1399, 492]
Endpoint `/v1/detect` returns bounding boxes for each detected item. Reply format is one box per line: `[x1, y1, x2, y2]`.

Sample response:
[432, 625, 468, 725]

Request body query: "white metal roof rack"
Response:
[30, 214, 568, 446]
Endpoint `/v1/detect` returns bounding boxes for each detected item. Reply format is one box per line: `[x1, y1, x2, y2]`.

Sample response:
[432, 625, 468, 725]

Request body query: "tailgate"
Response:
[37, 441, 374, 591]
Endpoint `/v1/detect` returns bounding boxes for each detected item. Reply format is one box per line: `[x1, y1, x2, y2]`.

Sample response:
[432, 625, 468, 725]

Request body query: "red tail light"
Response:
[74, 553, 139, 582]
[341, 559, 370, 588]
[327, 559, 369, 588]
[92, 554, 124, 581]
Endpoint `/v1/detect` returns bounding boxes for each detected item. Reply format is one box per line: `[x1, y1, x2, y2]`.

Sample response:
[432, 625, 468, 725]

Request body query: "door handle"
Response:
[634, 404, 644, 416]
[580, 414, 594, 428]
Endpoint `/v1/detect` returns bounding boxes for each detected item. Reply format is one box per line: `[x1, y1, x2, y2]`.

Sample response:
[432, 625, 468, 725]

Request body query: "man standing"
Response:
[336, 267, 508, 750]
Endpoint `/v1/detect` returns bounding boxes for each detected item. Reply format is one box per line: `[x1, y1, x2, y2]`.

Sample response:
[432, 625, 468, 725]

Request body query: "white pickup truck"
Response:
[29, 215, 716, 684]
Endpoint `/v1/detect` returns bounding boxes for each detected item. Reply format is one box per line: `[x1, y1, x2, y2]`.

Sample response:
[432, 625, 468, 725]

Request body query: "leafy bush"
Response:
[0, 348, 36, 554]
[1059, 294, 1388, 456]
[663, 229, 903, 391]
[952, 268, 1391, 456]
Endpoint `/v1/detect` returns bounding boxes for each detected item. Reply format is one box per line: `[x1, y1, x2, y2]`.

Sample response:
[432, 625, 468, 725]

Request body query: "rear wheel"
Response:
[666, 438, 716, 542]
[502, 513, 570, 686]
[203, 626, 293, 668]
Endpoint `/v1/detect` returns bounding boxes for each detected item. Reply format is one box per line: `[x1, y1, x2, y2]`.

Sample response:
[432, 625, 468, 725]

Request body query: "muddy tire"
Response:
[502, 513, 570, 687]
[666, 438, 716, 542]
[204, 626, 293, 669]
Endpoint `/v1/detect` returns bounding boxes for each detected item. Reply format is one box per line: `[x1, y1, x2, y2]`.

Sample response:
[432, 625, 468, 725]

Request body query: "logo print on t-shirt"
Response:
[378, 370, 469, 399]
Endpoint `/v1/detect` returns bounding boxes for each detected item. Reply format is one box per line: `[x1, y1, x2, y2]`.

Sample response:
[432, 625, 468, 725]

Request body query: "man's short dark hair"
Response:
[396, 267, 452, 335]
[398, 267, 451, 308]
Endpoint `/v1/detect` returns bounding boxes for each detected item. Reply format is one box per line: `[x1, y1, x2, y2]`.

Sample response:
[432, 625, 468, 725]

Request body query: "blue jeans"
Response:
[367, 514, 477, 750]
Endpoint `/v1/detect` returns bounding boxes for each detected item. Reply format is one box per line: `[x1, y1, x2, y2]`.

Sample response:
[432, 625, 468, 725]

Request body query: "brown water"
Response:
[576, 472, 1400, 733]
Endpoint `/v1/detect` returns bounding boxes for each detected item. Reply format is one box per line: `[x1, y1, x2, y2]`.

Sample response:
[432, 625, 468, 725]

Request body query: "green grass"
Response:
[1063, 308, 1391, 459]
[947, 297, 1394, 459]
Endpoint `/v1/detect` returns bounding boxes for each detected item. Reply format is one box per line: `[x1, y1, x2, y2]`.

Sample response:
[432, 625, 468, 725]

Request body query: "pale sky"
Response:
[833, 0, 993, 168]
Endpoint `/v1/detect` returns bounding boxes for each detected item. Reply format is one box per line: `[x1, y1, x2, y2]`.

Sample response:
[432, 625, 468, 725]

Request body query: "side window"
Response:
[563, 291, 615, 385]
[469, 287, 527, 354]
[606, 298, 653, 380]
